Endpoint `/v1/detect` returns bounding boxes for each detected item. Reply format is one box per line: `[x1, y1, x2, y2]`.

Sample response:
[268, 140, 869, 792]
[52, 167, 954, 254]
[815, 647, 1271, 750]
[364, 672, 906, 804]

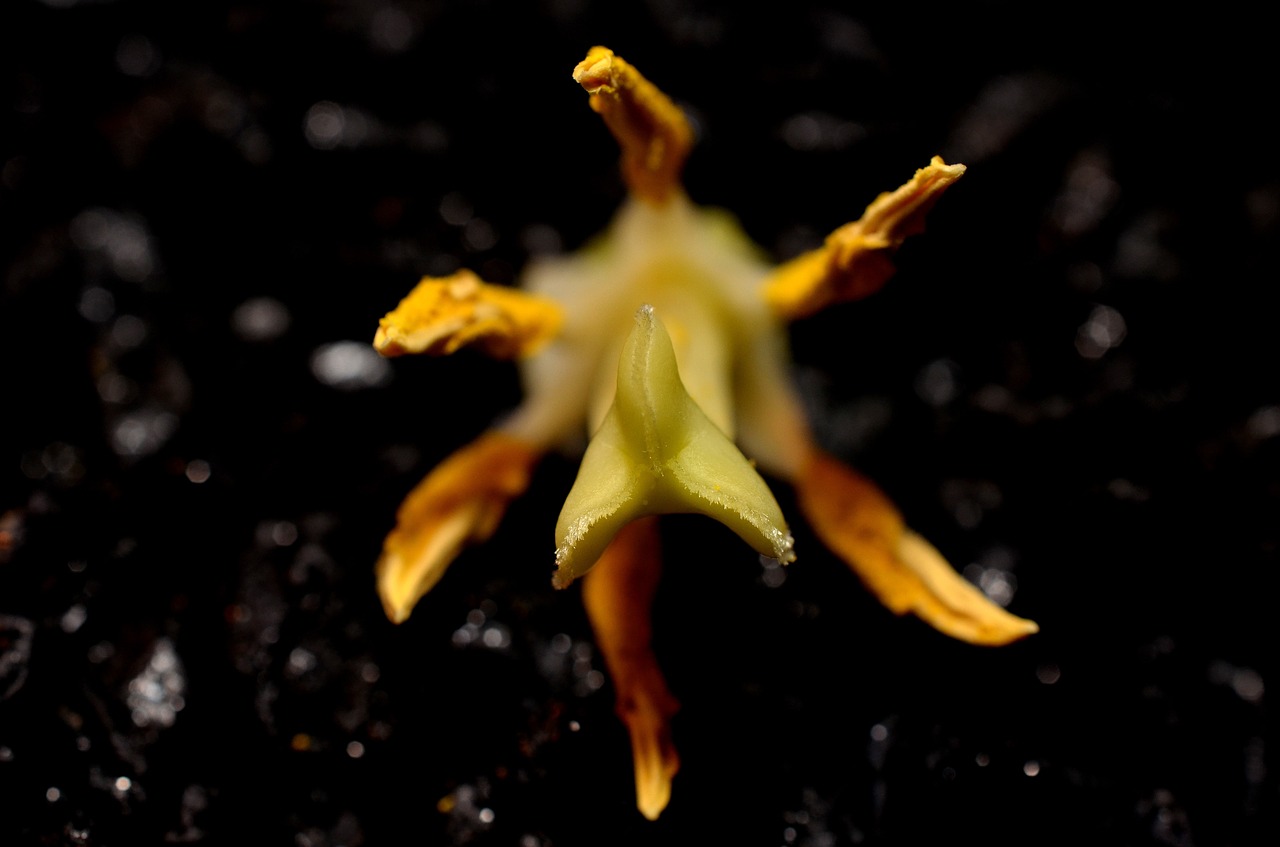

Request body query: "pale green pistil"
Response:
[553, 305, 795, 588]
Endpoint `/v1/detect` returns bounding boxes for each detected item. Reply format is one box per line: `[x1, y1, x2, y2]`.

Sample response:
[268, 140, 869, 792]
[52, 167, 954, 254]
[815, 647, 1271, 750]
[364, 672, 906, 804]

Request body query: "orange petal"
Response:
[573, 46, 694, 206]
[581, 517, 680, 819]
[376, 432, 541, 623]
[762, 156, 966, 319]
[796, 450, 1038, 646]
[373, 269, 563, 359]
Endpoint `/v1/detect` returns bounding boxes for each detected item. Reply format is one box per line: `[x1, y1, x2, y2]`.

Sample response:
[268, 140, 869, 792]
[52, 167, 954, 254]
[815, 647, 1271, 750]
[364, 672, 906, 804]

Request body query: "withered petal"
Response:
[762, 156, 966, 319]
[574, 46, 694, 206]
[796, 449, 1038, 646]
[581, 518, 680, 820]
[376, 432, 541, 623]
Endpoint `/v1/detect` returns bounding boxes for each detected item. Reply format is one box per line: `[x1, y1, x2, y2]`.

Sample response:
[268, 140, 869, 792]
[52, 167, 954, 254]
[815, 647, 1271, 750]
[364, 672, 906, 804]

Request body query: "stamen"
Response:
[573, 46, 694, 206]
[762, 156, 966, 319]
[373, 269, 562, 359]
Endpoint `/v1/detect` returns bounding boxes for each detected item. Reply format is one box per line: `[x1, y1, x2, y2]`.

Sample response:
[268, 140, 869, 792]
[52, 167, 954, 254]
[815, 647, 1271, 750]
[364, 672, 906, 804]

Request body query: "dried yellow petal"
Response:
[582, 518, 680, 820]
[573, 46, 694, 206]
[762, 156, 966, 319]
[795, 450, 1038, 646]
[553, 305, 794, 588]
[376, 432, 541, 623]
[373, 269, 563, 359]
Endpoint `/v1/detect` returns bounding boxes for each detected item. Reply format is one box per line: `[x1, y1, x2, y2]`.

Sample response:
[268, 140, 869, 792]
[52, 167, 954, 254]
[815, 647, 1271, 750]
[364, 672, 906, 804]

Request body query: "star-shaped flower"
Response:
[373, 46, 1037, 819]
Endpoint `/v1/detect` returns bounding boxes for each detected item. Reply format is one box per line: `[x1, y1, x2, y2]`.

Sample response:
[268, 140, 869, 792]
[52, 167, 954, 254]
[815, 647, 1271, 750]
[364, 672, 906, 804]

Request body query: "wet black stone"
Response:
[2, 3, 1277, 846]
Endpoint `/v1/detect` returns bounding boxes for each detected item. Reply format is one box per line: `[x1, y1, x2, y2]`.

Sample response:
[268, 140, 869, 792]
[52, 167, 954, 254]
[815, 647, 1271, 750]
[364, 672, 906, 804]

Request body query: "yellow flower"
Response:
[373, 46, 1038, 820]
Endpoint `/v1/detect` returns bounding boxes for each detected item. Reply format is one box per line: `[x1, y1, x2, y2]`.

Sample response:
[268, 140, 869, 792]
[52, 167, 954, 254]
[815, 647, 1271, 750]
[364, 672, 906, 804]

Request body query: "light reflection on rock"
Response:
[1076, 304, 1127, 359]
[310, 341, 392, 390]
[439, 781, 496, 842]
[78, 286, 115, 323]
[184, 459, 211, 483]
[110, 314, 148, 349]
[115, 33, 159, 78]
[369, 6, 416, 53]
[760, 555, 787, 588]
[964, 545, 1023, 608]
[779, 111, 866, 153]
[1050, 148, 1120, 239]
[110, 408, 178, 458]
[452, 605, 512, 652]
[948, 72, 1065, 163]
[1036, 663, 1062, 685]
[303, 101, 381, 150]
[231, 296, 292, 342]
[1209, 659, 1265, 704]
[69, 207, 159, 283]
[915, 358, 960, 407]
[126, 638, 186, 728]
[60, 604, 87, 634]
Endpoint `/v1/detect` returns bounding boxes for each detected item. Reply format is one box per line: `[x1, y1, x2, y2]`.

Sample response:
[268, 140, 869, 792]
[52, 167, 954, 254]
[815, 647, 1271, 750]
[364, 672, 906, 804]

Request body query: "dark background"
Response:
[2, 1, 1277, 845]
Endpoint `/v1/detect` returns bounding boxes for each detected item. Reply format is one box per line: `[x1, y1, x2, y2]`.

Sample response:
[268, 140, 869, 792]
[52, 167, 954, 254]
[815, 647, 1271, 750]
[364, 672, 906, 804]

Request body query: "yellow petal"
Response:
[376, 432, 541, 623]
[553, 305, 794, 587]
[762, 156, 967, 320]
[573, 46, 694, 206]
[581, 518, 680, 820]
[795, 450, 1038, 646]
[373, 269, 563, 359]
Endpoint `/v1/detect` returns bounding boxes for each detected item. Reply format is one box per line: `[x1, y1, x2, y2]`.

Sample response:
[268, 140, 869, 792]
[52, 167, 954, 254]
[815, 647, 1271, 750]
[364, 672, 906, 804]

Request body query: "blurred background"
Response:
[2, 1, 1277, 845]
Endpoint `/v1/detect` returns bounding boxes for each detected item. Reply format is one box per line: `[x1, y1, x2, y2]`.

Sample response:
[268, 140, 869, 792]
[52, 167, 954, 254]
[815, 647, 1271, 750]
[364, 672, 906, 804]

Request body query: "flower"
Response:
[373, 46, 1038, 820]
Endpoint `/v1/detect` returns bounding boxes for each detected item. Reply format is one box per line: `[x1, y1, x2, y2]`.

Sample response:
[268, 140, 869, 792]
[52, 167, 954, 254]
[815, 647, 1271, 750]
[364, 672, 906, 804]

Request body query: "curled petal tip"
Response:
[572, 46, 693, 205]
[625, 680, 680, 819]
[632, 718, 678, 820]
[376, 433, 540, 623]
[895, 530, 1039, 646]
[797, 451, 1036, 646]
[375, 511, 468, 624]
[376, 580, 412, 626]
[371, 323, 403, 357]
[581, 521, 680, 820]
[762, 156, 967, 320]
[572, 46, 614, 93]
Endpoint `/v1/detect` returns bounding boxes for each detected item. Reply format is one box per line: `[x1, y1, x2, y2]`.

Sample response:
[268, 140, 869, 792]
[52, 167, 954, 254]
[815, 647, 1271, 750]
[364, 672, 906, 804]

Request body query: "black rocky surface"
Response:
[2, 2, 1277, 845]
